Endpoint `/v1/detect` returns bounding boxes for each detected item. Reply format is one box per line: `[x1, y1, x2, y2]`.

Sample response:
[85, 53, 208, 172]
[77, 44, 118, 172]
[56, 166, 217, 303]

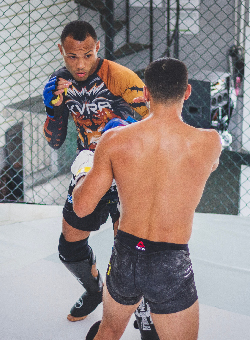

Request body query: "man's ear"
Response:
[143, 86, 150, 102]
[184, 84, 191, 100]
[58, 43, 63, 55]
[96, 40, 100, 53]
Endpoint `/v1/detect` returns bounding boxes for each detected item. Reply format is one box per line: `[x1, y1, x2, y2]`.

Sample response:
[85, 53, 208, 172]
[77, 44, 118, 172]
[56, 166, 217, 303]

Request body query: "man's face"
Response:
[58, 35, 100, 82]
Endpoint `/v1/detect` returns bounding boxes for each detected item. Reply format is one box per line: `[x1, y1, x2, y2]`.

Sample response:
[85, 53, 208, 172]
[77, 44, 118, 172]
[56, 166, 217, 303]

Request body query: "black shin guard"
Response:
[60, 252, 103, 293]
[134, 297, 160, 340]
[58, 234, 103, 319]
[61, 256, 103, 318]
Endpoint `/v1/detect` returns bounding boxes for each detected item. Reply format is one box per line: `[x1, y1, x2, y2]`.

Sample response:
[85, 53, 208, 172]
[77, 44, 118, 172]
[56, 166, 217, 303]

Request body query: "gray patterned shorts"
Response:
[106, 230, 198, 314]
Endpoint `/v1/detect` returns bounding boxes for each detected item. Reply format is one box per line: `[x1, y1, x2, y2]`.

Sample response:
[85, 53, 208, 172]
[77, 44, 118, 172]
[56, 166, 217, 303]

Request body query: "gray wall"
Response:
[80, 0, 236, 76]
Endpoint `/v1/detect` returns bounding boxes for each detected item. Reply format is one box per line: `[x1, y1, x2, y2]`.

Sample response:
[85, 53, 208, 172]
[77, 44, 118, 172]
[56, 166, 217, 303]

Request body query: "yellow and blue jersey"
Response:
[44, 58, 148, 151]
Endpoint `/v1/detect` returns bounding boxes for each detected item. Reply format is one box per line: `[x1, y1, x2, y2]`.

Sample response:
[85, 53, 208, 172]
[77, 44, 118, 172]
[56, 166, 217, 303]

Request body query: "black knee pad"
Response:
[58, 233, 91, 262]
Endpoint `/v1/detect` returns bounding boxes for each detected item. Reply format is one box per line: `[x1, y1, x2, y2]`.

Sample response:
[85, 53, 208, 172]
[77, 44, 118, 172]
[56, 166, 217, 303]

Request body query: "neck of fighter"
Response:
[148, 99, 185, 124]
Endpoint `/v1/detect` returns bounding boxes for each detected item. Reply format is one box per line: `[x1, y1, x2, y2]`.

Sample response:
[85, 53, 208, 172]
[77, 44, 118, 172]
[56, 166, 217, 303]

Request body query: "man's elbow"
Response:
[73, 199, 95, 218]
[48, 142, 62, 150]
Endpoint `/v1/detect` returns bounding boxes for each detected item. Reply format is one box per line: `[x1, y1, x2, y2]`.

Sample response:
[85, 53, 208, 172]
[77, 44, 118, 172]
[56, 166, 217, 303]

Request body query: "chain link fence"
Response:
[0, 0, 250, 216]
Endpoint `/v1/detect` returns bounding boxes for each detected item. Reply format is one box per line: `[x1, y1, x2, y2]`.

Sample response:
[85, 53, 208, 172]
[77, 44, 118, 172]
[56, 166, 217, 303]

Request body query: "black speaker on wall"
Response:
[182, 71, 231, 130]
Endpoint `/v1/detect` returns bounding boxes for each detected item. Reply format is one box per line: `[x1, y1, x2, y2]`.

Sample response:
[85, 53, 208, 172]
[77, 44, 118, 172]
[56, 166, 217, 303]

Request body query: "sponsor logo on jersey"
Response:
[66, 83, 112, 117]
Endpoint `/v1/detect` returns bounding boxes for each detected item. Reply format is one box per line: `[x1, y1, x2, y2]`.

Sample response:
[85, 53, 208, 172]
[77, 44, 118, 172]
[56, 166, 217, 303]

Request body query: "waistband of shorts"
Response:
[116, 230, 189, 253]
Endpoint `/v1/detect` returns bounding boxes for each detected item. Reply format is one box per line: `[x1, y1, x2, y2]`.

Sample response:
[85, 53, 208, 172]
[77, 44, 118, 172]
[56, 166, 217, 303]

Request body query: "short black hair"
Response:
[144, 58, 188, 103]
[60, 20, 97, 44]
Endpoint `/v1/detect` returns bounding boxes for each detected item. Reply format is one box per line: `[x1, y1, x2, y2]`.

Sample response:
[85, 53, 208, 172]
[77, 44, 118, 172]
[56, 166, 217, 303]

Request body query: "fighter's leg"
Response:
[111, 212, 159, 339]
[89, 284, 142, 340]
[113, 218, 119, 237]
[59, 219, 103, 322]
[112, 218, 160, 340]
[59, 172, 110, 321]
[62, 218, 98, 278]
[110, 216, 159, 340]
[134, 297, 160, 340]
[150, 300, 199, 340]
[62, 218, 90, 241]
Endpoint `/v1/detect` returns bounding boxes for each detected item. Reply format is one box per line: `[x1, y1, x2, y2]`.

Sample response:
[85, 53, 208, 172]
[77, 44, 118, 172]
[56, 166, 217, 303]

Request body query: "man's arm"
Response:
[208, 129, 222, 173]
[43, 114, 68, 150]
[73, 132, 114, 218]
[43, 77, 71, 149]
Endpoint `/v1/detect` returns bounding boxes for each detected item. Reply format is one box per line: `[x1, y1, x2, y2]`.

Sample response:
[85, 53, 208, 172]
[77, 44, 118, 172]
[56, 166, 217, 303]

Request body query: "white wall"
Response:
[0, 0, 78, 113]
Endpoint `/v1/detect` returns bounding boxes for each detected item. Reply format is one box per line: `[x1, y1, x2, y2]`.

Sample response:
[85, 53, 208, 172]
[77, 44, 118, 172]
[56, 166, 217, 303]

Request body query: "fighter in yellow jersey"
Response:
[42, 21, 149, 326]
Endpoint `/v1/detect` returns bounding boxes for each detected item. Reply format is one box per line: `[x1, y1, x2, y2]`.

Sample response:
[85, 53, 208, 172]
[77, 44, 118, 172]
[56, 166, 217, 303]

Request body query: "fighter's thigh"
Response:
[113, 218, 119, 237]
[96, 284, 142, 339]
[150, 300, 199, 340]
[62, 217, 90, 242]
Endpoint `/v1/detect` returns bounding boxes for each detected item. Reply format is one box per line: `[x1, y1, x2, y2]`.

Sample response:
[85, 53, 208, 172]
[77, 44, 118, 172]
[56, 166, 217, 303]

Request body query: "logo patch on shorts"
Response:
[67, 194, 73, 203]
[107, 262, 111, 275]
[136, 241, 146, 251]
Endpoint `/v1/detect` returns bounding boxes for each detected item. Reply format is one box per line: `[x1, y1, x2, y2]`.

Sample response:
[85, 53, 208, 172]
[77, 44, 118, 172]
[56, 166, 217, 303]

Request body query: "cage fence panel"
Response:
[0, 0, 250, 216]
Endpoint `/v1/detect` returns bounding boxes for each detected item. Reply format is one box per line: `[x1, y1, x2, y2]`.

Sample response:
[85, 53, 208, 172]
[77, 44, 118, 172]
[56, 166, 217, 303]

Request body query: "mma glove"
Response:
[102, 116, 137, 133]
[72, 118, 137, 185]
[71, 150, 95, 182]
[43, 76, 68, 117]
[71, 150, 117, 188]
[43, 76, 58, 109]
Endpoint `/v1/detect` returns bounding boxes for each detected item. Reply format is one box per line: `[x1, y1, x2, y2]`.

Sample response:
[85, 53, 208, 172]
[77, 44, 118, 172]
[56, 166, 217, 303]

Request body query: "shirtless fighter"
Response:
[73, 57, 222, 340]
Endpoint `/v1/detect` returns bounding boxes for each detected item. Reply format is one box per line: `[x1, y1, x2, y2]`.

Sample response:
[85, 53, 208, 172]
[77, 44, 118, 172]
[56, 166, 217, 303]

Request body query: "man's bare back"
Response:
[73, 104, 221, 245]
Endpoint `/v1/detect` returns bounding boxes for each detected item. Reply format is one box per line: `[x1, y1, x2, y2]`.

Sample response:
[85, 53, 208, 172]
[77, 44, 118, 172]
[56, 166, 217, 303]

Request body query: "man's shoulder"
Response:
[196, 127, 221, 144]
[194, 128, 222, 159]
[101, 59, 135, 74]
[101, 125, 124, 143]
[100, 124, 134, 149]
[181, 123, 221, 154]
[99, 59, 144, 85]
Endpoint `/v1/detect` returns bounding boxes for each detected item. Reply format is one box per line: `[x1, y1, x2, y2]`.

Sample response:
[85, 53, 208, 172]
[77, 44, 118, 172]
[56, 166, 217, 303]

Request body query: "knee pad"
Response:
[58, 233, 91, 262]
